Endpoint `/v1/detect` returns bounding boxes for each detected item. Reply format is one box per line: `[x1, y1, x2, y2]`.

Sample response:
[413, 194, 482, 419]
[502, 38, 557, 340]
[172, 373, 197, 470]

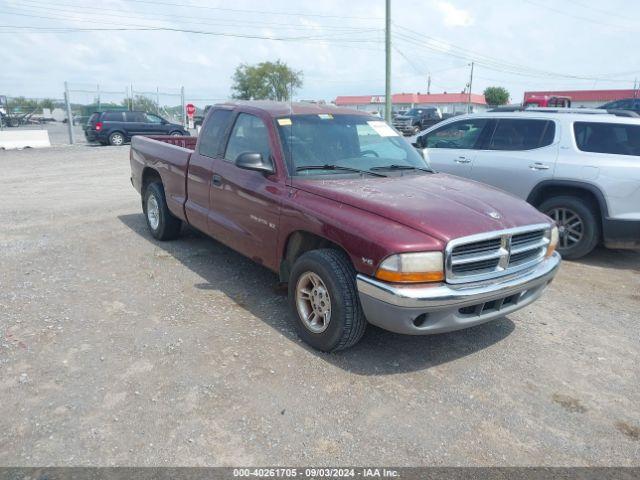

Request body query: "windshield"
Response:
[276, 114, 428, 176]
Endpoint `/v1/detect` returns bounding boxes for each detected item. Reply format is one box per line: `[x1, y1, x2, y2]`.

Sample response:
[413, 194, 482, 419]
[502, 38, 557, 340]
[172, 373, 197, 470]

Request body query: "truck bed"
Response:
[130, 135, 196, 221]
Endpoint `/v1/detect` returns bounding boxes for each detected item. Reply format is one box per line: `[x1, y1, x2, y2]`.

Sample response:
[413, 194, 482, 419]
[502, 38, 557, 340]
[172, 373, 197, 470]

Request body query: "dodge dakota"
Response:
[130, 101, 561, 352]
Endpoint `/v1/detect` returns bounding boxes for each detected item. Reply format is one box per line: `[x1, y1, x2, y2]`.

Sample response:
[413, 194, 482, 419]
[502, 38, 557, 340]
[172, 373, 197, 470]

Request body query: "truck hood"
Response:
[293, 173, 551, 243]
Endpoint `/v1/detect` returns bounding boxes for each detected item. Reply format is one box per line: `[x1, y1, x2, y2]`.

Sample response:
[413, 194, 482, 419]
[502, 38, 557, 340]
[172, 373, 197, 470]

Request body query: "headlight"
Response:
[546, 225, 559, 257]
[375, 252, 444, 283]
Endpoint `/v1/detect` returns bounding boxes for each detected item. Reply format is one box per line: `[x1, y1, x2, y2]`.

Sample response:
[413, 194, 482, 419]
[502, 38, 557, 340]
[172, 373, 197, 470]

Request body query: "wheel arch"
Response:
[527, 180, 609, 221]
[279, 230, 352, 283]
[108, 130, 127, 143]
[141, 167, 163, 194]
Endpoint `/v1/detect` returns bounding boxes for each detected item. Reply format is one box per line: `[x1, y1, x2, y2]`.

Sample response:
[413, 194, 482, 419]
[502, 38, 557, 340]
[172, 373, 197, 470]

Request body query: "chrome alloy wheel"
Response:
[111, 133, 124, 145]
[295, 272, 331, 333]
[549, 207, 584, 249]
[146, 194, 160, 231]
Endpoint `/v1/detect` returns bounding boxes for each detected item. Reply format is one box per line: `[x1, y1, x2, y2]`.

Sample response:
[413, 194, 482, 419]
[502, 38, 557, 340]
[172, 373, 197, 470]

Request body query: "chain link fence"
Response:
[1, 83, 231, 145]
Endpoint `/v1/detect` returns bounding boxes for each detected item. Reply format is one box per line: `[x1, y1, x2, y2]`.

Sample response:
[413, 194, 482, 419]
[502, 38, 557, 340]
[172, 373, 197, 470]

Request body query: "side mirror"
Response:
[235, 152, 274, 174]
[413, 135, 425, 149]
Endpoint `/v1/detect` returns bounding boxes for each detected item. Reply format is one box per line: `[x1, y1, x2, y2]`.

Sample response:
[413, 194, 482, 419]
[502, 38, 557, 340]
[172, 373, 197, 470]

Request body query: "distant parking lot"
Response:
[1, 122, 198, 147]
[1, 145, 639, 465]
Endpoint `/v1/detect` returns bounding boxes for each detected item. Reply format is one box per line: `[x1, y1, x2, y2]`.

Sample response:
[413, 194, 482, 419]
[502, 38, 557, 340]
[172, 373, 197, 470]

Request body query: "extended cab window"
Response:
[224, 113, 271, 163]
[487, 119, 555, 150]
[198, 109, 232, 158]
[574, 121, 640, 156]
[423, 119, 487, 149]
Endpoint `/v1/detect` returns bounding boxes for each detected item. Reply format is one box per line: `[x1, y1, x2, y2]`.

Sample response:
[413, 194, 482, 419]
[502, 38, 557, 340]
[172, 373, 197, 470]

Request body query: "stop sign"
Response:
[186, 103, 196, 117]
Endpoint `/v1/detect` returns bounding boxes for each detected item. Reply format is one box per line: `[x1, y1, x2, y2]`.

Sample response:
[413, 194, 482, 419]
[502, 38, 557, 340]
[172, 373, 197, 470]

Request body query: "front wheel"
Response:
[540, 196, 599, 259]
[288, 249, 366, 352]
[143, 182, 182, 240]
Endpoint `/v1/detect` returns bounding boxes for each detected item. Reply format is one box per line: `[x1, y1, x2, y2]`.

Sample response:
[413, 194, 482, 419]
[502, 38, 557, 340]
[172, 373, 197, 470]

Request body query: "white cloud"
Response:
[434, 1, 474, 27]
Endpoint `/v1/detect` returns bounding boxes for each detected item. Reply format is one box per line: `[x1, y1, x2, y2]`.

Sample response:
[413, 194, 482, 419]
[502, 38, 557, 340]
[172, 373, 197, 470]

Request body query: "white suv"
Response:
[414, 109, 640, 259]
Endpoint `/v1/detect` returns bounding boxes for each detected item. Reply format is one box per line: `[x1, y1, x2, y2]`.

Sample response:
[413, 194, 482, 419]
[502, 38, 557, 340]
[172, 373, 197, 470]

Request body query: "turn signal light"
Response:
[375, 252, 444, 284]
[546, 225, 559, 257]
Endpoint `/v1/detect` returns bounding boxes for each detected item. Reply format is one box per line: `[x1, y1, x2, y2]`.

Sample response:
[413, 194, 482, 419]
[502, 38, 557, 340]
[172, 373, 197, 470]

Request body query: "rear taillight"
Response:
[95, 122, 103, 131]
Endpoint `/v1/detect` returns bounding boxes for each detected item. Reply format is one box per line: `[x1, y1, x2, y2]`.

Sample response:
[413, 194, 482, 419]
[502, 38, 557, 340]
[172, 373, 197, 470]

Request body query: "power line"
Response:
[0, 11, 381, 43]
[521, 0, 636, 30]
[393, 28, 635, 83]
[121, 0, 382, 20]
[10, 0, 380, 33]
[0, 7, 382, 41]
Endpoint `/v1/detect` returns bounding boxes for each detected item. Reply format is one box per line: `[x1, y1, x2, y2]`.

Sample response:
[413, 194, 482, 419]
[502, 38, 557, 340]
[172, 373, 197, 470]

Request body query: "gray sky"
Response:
[1, 0, 639, 105]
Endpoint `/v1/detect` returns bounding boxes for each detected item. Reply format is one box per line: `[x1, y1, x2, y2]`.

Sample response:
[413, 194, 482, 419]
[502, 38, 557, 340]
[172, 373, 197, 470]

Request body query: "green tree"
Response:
[231, 60, 303, 101]
[483, 86, 510, 106]
[122, 95, 159, 112]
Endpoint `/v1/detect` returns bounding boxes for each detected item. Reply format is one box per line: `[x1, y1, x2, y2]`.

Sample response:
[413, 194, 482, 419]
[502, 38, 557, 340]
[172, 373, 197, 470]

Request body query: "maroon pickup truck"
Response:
[130, 101, 561, 351]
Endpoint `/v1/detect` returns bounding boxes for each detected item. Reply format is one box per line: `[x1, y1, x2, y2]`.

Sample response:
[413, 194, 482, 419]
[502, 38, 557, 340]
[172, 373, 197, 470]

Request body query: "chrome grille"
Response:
[446, 225, 550, 284]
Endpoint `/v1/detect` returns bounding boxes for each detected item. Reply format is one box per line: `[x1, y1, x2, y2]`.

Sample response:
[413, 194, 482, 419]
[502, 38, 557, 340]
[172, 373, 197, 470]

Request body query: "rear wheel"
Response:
[170, 131, 183, 136]
[288, 249, 366, 352]
[540, 196, 599, 259]
[108, 131, 125, 146]
[143, 182, 182, 240]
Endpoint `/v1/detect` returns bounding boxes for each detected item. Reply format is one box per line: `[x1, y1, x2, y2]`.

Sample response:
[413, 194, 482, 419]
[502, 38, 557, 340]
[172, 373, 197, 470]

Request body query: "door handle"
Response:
[454, 157, 471, 164]
[211, 174, 223, 188]
[529, 162, 550, 170]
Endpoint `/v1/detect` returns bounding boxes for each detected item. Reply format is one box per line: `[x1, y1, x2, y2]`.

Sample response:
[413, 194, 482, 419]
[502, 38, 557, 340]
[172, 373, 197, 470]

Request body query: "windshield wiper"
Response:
[370, 164, 434, 173]
[296, 164, 387, 177]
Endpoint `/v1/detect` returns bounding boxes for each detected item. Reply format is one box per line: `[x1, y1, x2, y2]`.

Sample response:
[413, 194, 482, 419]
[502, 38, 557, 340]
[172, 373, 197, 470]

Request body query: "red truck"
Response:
[130, 101, 561, 351]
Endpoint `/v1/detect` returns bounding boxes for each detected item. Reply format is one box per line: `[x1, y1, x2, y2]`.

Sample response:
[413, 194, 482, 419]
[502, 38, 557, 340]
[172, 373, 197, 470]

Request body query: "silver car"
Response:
[414, 109, 640, 259]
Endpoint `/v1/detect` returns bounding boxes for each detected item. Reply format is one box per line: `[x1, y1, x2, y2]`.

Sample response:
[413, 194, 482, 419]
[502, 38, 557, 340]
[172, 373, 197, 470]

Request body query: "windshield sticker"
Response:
[277, 118, 292, 126]
[367, 121, 399, 137]
[318, 114, 333, 119]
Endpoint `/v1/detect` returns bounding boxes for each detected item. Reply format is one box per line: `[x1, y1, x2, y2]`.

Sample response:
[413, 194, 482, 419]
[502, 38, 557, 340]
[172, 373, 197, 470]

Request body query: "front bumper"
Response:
[356, 252, 561, 335]
[392, 124, 416, 134]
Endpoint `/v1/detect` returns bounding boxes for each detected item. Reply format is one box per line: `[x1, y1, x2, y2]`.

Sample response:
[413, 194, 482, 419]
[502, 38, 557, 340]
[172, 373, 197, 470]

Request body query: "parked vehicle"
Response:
[193, 105, 212, 128]
[0, 95, 6, 128]
[392, 107, 443, 135]
[524, 95, 571, 108]
[414, 109, 640, 259]
[85, 110, 188, 146]
[130, 101, 560, 352]
[598, 98, 640, 114]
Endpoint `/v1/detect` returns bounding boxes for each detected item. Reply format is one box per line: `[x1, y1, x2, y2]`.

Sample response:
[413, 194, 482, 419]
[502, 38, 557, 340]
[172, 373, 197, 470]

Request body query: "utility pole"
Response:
[385, 0, 392, 123]
[180, 86, 186, 128]
[64, 81, 75, 145]
[634, 78, 638, 98]
[97, 83, 101, 111]
[467, 61, 474, 113]
[427, 74, 431, 95]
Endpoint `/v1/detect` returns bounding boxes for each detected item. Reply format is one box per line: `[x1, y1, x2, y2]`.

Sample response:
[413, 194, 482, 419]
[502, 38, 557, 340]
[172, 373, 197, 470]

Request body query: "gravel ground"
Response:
[0, 145, 639, 466]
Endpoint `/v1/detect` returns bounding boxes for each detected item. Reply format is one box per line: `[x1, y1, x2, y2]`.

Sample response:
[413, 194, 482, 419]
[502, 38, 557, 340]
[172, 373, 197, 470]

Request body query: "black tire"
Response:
[288, 249, 366, 352]
[142, 182, 182, 240]
[108, 131, 125, 146]
[539, 196, 599, 260]
[169, 131, 183, 136]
